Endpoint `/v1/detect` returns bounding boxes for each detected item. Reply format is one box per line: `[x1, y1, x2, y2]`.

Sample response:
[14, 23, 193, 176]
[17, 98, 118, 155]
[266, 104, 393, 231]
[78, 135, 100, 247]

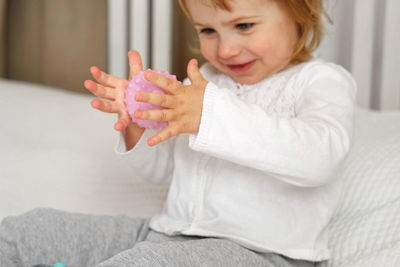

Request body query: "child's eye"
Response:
[200, 28, 215, 35]
[236, 23, 254, 31]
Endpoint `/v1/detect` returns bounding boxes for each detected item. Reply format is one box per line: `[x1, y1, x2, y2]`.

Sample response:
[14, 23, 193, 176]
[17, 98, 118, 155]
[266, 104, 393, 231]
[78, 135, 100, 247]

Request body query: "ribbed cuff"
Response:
[189, 82, 219, 151]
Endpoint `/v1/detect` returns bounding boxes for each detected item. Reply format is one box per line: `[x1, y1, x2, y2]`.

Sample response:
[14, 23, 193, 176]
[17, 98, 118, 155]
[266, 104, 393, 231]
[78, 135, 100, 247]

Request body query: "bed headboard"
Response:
[319, 0, 400, 110]
[107, 0, 400, 111]
[107, 0, 173, 77]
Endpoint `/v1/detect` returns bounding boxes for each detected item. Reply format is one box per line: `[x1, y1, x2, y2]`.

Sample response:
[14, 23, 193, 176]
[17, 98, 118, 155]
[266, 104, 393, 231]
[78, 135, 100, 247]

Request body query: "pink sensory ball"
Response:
[124, 70, 178, 129]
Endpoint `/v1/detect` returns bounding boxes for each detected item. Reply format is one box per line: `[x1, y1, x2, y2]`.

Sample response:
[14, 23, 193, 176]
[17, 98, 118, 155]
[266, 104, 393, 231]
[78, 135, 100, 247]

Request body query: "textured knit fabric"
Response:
[0, 208, 314, 267]
[0, 208, 150, 267]
[116, 59, 357, 261]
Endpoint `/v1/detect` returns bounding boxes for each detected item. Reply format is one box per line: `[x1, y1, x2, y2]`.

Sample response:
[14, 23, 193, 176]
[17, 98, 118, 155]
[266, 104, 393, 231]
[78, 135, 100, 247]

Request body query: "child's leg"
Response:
[97, 232, 315, 267]
[0, 208, 150, 267]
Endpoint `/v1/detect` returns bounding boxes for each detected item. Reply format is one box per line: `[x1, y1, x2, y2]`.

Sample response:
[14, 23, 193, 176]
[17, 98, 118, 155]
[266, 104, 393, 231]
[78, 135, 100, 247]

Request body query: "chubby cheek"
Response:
[200, 44, 226, 76]
[200, 41, 215, 63]
[253, 34, 291, 65]
[200, 40, 224, 70]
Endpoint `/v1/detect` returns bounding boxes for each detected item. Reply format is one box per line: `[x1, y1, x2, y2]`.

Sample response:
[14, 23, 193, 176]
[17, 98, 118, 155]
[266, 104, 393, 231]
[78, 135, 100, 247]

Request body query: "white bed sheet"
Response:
[0, 78, 167, 221]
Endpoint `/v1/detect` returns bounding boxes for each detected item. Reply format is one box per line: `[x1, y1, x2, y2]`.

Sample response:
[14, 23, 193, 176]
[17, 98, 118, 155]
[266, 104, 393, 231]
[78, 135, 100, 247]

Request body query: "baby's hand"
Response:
[135, 59, 207, 146]
[84, 50, 143, 131]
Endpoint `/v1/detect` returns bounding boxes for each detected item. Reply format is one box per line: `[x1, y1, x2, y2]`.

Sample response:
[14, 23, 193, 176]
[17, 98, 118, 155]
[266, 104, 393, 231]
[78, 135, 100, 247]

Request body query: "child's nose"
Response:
[217, 39, 241, 59]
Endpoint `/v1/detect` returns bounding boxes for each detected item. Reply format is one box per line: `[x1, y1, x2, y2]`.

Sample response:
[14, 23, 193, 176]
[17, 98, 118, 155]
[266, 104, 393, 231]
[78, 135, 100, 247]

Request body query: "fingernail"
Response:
[148, 138, 155, 146]
[134, 110, 142, 118]
[144, 71, 152, 79]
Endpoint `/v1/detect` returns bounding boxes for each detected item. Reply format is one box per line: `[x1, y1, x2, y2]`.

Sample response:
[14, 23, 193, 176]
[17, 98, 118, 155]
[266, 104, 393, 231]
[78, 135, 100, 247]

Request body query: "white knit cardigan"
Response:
[116, 59, 357, 261]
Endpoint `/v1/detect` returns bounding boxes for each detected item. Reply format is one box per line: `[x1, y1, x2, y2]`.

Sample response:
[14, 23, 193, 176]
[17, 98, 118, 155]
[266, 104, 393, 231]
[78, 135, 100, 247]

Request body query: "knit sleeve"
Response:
[189, 63, 357, 187]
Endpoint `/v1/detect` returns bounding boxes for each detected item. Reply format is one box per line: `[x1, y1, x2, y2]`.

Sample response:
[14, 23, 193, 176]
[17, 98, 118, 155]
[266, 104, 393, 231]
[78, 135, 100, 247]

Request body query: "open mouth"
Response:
[226, 60, 256, 73]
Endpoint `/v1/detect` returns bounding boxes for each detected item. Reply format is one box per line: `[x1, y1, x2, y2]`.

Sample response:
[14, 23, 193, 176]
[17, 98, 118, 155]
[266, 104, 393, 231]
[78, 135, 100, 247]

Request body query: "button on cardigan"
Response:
[116, 59, 357, 261]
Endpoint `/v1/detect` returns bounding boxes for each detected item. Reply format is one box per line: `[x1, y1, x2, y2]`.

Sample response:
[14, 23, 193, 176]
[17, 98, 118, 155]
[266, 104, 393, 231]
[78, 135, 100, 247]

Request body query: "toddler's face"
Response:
[186, 0, 298, 84]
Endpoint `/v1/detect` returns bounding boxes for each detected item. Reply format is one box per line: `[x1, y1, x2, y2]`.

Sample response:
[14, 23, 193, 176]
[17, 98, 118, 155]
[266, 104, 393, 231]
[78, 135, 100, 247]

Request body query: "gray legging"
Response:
[0, 208, 315, 267]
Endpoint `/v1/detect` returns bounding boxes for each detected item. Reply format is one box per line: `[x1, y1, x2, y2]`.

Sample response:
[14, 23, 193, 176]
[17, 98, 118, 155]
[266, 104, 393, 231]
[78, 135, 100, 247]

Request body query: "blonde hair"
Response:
[178, 0, 330, 65]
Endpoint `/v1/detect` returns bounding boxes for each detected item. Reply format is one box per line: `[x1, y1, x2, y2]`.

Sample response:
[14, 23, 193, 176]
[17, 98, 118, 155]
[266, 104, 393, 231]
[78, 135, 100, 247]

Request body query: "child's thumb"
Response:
[187, 59, 205, 84]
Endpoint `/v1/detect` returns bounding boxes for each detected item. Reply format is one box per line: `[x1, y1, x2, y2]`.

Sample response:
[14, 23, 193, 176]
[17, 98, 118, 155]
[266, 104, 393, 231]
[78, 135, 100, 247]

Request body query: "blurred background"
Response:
[0, 0, 399, 109]
[0, 0, 199, 93]
[0, 0, 108, 93]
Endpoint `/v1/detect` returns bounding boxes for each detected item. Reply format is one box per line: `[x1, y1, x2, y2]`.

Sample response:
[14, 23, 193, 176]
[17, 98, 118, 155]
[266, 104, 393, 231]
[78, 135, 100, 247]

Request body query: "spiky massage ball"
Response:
[124, 70, 178, 129]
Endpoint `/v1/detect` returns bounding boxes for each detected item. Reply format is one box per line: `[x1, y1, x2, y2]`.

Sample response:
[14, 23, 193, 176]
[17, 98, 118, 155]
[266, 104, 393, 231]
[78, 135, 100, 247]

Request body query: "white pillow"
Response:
[319, 109, 400, 267]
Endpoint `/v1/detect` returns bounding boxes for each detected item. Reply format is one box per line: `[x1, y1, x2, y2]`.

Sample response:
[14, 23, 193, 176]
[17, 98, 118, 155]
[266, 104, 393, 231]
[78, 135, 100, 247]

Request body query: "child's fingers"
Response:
[90, 66, 125, 88]
[114, 114, 131, 131]
[144, 70, 180, 94]
[135, 92, 176, 109]
[187, 59, 205, 84]
[128, 50, 143, 79]
[84, 80, 115, 101]
[147, 125, 179, 146]
[90, 99, 119, 114]
[134, 109, 177, 122]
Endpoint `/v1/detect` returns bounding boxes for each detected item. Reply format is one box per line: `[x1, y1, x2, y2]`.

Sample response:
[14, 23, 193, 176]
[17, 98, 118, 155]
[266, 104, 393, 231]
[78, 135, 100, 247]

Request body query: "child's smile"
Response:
[186, 0, 299, 84]
[226, 59, 257, 73]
